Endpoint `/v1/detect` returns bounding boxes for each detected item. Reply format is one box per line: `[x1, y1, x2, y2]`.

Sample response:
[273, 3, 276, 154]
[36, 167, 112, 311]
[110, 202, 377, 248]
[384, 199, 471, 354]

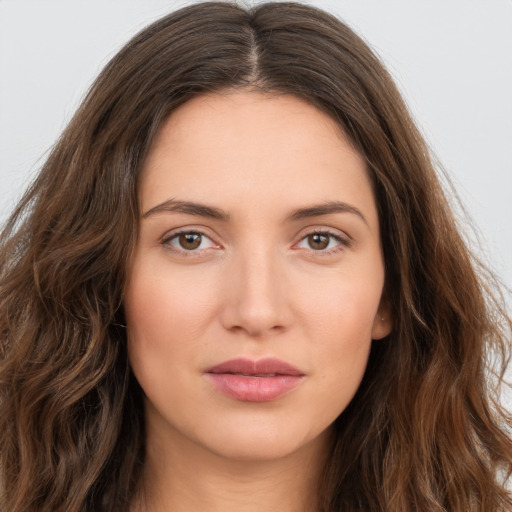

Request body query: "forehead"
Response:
[140, 91, 377, 227]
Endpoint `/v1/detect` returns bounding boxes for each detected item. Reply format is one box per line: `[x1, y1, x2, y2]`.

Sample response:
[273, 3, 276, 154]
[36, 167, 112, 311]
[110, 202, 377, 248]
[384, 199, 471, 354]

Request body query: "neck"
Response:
[132, 418, 332, 512]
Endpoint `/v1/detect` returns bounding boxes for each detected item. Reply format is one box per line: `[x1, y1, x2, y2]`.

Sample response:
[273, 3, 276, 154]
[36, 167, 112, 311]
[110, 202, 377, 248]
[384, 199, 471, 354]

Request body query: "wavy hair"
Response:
[1, 2, 511, 510]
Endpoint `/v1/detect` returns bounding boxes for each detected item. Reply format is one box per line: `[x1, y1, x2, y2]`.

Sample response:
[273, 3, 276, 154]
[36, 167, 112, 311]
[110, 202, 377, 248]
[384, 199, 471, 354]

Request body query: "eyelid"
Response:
[161, 227, 222, 255]
[159, 225, 352, 257]
[293, 227, 352, 255]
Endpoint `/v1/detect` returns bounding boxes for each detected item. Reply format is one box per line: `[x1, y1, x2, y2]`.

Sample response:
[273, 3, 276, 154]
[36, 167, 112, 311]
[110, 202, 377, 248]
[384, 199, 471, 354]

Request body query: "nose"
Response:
[219, 247, 292, 338]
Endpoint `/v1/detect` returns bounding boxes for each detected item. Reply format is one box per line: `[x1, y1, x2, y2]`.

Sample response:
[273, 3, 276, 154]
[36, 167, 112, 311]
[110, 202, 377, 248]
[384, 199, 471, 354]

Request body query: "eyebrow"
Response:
[287, 201, 368, 226]
[143, 199, 230, 220]
[142, 199, 368, 225]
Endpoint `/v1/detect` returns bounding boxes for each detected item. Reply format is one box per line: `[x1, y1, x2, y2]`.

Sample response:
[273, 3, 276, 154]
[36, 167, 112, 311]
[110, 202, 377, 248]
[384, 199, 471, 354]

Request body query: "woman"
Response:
[0, 2, 510, 511]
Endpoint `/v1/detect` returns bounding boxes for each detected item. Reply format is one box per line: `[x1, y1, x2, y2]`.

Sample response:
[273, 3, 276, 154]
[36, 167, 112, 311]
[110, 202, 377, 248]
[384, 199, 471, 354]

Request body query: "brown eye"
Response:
[163, 230, 218, 254]
[307, 233, 330, 250]
[178, 232, 202, 250]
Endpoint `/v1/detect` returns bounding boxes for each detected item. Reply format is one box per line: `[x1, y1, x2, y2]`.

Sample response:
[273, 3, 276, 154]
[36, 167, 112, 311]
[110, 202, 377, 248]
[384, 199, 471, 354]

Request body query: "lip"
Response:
[205, 357, 305, 402]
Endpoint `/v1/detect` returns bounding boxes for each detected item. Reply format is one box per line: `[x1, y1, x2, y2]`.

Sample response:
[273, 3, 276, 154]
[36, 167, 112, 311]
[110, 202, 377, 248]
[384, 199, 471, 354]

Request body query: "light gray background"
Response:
[1, 0, 511, 405]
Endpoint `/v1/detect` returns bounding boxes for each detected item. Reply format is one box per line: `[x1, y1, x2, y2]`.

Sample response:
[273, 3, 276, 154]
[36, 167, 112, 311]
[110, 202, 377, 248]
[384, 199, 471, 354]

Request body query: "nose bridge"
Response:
[241, 245, 278, 300]
[222, 241, 289, 336]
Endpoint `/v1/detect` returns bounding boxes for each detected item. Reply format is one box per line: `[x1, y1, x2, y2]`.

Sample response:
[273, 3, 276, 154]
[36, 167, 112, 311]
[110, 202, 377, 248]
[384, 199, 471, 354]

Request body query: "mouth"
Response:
[205, 357, 305, 402]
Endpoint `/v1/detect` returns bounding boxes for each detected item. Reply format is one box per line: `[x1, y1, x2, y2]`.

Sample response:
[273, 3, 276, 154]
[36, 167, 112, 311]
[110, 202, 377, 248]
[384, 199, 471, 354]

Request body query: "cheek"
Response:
[298, 265, 383, 342]
[123, 259, 219, 384]
[125, 252, 220, 334]
[314, 293, 375, 372]
[296, 269, 383, 396]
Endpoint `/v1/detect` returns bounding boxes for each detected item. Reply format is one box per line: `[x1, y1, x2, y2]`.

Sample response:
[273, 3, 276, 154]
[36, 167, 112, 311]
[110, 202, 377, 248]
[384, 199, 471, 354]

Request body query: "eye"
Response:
[296, 231, 349, 254]
[162, 230, 218, 253]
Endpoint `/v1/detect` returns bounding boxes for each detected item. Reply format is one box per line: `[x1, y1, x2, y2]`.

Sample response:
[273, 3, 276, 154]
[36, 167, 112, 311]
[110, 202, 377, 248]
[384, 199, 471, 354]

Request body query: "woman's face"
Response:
[124, 91, 391, 462]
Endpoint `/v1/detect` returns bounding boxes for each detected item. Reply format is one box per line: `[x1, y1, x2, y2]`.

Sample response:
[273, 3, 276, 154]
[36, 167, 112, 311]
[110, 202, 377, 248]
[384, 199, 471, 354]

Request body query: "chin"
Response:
[196, 420, 332, 463]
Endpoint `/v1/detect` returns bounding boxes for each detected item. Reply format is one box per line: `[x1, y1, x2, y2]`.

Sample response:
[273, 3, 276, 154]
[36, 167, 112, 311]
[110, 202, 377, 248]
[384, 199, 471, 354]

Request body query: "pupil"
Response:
[179, 233, 201, 250]
[309, 233, 329, 250]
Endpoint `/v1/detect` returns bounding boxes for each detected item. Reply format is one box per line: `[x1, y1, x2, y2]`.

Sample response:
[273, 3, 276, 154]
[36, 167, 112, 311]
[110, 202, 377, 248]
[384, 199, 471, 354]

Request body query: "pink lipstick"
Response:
[205, 358, 305, 402]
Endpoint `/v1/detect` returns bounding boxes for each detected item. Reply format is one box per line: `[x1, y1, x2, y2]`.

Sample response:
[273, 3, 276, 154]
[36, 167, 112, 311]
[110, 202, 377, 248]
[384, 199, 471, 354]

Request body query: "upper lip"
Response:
[206, 357, 304, 377]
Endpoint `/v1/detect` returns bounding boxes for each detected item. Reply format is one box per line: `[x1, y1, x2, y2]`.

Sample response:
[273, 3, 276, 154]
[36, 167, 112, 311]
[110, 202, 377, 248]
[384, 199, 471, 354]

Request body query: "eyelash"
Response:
[161, 228, 351, 257]
[296, 230, 351, 256]
[161, 230, 217, 257]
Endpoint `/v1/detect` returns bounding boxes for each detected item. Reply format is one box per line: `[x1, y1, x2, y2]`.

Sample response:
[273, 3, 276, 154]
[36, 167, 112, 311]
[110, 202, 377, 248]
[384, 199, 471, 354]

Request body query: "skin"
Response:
[125, 91, 392, 512]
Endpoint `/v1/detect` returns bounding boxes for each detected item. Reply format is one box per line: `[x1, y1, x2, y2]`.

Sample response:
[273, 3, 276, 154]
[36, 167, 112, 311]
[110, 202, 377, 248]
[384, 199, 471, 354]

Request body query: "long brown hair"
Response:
[1, 2, 510, 510]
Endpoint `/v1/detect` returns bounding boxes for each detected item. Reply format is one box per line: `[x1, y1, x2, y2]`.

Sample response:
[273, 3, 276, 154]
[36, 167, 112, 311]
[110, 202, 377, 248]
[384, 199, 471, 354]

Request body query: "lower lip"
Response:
[206, 373, 304, 402]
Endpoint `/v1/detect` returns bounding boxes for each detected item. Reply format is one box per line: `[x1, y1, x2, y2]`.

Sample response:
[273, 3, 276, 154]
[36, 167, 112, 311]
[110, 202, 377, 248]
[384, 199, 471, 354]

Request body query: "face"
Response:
[124, 91, 391, 463]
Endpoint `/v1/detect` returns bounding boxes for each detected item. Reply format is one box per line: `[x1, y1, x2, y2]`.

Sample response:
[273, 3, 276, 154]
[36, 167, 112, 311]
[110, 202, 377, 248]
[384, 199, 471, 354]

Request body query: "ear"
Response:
[371, 300, 393, 340]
